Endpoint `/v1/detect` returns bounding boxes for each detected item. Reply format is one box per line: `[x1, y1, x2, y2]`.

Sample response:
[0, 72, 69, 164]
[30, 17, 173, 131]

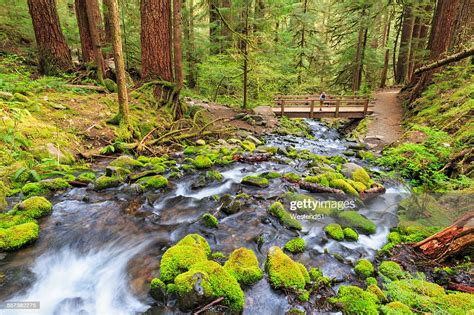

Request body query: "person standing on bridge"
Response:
[319, 92, 326, 111]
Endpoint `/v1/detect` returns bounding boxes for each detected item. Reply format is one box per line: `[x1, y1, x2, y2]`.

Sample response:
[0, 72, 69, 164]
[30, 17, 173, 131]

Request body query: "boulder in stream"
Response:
[224, 248, 263, 286]
[265, 246, 310, 291]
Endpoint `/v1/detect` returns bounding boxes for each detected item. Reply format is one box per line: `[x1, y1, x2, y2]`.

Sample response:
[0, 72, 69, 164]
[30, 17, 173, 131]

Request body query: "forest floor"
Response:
[364, 88, 403, 151]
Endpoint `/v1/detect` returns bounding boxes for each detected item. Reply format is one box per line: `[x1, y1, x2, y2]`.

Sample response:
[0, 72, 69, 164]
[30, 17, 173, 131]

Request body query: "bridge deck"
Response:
[272, 106, 374, 118]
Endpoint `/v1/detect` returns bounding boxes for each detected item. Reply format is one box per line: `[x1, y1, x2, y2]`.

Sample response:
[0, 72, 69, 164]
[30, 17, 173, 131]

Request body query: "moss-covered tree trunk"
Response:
[395, 4, 415, 84]
[27, 0, 72, 75]
[75, 0, 94, 62]
[85, 0, 106, 82]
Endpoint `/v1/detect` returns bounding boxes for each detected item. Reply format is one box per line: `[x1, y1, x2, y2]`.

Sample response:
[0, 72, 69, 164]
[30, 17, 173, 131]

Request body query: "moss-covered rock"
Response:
[150, 278, 167, 301]
[96, 175, 122, 189]
[352, 168, 371, 187]
[284, 237, 305, 253]
[21, 178, 71, 197]
[137, 175, 168, 189]
[338, 211, 376, 234]
[77, 172, 96, 183]
[265, 246, 309, 291]
[378, 261, 405, 280]
[324, 223, 344, 241]
[343, 227, 359, 241]
[330, 285, 379, 315]
[224, 247, 263, 285]
[0, 214, 34, 229]
[10, 196, 52, 219]
[283, 172, 302, 182]
[0, 222, 40, 251]
[241, 140, 256, 152]
[109, 155, 143, 170]
[367, 284, 387, 303]
[267, 202, 302, 230]
[354, 259, 374, 278]
[175, 234, 211, 255]
[206, 170, 223, 181]
[380, 301, 413, 315]
[262, 171, 281, 179]
[192, 155, 213, 169]
[241, 175, 269, 188]
[174, 260, 245, 312]
[201, 212, 219, 228]
[308, 267, 331, 286]
[330, 179, 359, 196]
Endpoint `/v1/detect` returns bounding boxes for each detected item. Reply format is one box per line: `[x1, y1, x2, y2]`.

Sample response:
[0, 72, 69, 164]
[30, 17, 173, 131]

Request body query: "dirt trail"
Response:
[364, 88, 403, 151]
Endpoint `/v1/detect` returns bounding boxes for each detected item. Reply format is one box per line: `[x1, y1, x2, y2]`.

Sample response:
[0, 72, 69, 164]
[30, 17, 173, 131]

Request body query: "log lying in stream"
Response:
[360, 185, 386, 200]
[412, 211, 474, 262]
[299, 181, 344, 194]
[232, 153, 273, 163]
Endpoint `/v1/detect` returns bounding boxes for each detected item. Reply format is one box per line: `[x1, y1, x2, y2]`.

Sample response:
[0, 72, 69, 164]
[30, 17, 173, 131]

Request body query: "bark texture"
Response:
[75, 0, 94, 62]
[27, 0, 72, 74]
[396, 5, 415, 84]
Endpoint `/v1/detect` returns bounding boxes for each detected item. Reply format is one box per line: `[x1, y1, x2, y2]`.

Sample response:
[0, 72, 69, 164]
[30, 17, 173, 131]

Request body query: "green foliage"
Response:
[284, 237, 305, 253]
[201, 212, 219, 228]
[354, 259, 374, 278]
[223, 247, 263, 285]
[324, 223, 344, 241]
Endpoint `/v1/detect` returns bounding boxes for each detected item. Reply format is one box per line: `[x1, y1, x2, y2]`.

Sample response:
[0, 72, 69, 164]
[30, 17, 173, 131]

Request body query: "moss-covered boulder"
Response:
[283, 172, 302, 182]
[0, 214, 34, 229]
[330, 179, 359, 196]
[267, 202, 302, 230]
[324, 223, 344, 241]
[378, 261, 405, 280]
[354, 259, 374, 278]
[330, 285, 379, 315]
[224, 248, 263, 285]
[21, 178, 71, 197]
[159, 234, 211, 283]
[137, 175, 168, 189]
[284, 237, 305, 253]
[150, 278, 167, 301]
[95, 175, 123, 190]
[0, 222, 40, 251]
[308, 267, 331, 286]
[175, 260, 245, 312]
[10, 196, 52, 219]
[343, 227, 359, 241]
[192, 155, 213, 169]
[338, 211, 376, 234]
[380, 301, 413, 315]
[241, 175, 269, 188]
[265, 246, 309, 291]
[109, 155, 143, 170]
[201, 212, 219, 228]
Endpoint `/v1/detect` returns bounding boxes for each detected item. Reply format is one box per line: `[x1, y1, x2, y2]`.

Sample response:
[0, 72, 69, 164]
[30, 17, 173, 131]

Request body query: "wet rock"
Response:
[219, 194, 242, 215]
[246, 135, 263, 145]
[191, 175, 208, 190]
[109, 155, 144, 170]
[340, 163, 365, 178]
[105, 166, 130, 178]
[241, 175, 269, 188]
[224, 248, 263, 285]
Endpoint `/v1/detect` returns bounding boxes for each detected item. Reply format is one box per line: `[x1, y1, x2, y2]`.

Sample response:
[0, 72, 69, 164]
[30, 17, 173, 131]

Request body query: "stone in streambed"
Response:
[265, 246, 310, 291]
[224, 247, 263, 286]
[241, 175, 269, 188]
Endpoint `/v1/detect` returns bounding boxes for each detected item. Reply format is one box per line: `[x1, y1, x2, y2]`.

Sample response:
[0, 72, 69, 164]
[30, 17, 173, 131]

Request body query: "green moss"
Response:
[175, 260, 245, 311]
[109, 155, 143, 169]
[0, 222, 39, 251]
[21, 178, 71, 197]
[224, 247, 263, 285]
[95, 175, 123, 190]
[77, 172, 96, 182]
[262, 171, 281, 179]
[298, 290, 310, 302]
[330, 285, 379, 315]
[241, 140, 256, 152]
[192, 155, 214, 169]
[324, 223, 344, 241]
[338, 211, 376, 234]
[367, 284, 387, 302]
[308, 267, 331, 286]
[283, 172, 302, 182]
[0, 181, 7, 210]
[267, 202, 302, 230]
[357, 151, 375, 161]
[265, 246, 309, 291]
[366, 277, 377, 286]
[354, 259, 374, 278]
[284, 237, 305, 253]
[210, 251, 226, 260]
[379, 261, 405, 280]
[137, 175, 168, 189]
[10, 196, 52, 219]
[160, 245, 208, 283]
[347, 180, 367, 193]
[343, 227, 359, 241]
[380, 301, 413, 315]
[241, 175, 269, 187]
[352, 168, 371, 187]
[0, 214, 34, 229]
[151, 277, 166, 290]
[206, 170, 223, 181]
[330, 179, 359, 196]
[175, 234, 211, 255]
[201, 212, 219, 228]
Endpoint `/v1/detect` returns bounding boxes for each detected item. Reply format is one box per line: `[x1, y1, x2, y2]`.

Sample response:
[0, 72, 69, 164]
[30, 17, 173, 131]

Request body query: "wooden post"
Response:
[310, 100, 314, 118]
[335, 100, 340, 118]
[281, 99, 285, 116]
[363, 98, 369, 115]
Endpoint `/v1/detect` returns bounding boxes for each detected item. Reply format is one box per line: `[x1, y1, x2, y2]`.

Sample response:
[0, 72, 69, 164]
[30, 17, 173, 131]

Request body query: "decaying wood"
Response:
[360, 185, 387, 200]
[413, 211, 474, 262]
[448, 282, 474, 294]
[232, 153, 272, 163]
[413, 48, 474, 75]
[299, 181, 345, 194]
[193, 297, 225, 315]
[65, 84, 106, 91]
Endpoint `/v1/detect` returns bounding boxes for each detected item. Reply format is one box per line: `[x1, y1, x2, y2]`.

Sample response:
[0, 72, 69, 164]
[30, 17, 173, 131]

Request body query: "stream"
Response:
[0, 120, 408, 315]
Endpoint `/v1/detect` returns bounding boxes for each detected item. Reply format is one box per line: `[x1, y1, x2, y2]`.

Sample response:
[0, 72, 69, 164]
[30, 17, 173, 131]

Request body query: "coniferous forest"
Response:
[0, 0, 473, 314]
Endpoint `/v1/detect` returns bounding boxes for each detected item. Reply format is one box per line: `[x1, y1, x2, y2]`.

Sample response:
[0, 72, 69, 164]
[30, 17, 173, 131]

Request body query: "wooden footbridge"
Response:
[273, 94, 374, 118]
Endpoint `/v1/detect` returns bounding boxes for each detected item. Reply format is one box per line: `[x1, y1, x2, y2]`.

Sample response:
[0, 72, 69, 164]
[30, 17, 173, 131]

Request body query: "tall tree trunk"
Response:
[450, 0, 474, 50]
[184, 0, 197, 88]
[27, 0, 72, 75]
[407, 16, 422, 81]
[392, 12, 403, 82]
[242, 0, 249, 109]
[380, 12, 392, 88]
[172, 0, 185, 119]
[103, 1, 112, 46]
[209, 0, 220, 54]
[75, 0, 94, 62]
[85, 0, 106, 82]
[220, 0, 232, 51]
[104, 0, 129, 126]
[297, 0, 308, 85]
[396, 4, 415, 84]
[413, 4, 432, 70]
[409, 0, 462, 101]
[141, 0, 174, 103]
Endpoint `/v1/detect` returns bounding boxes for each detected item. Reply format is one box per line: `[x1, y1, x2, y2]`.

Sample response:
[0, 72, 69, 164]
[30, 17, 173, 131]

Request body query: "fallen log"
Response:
[65, 84, 107, 92]
[412, 211, 474, 262]
[448, 282, 474, 294]
[360, 185, 386, 200]
[232, 153, 272, 163]
[299, 181, 344, 195]
[413, 48, 474, 75]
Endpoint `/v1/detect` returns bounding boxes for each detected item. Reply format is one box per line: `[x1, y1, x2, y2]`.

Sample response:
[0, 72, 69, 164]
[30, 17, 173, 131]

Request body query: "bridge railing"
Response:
[273, 94, 372, 118]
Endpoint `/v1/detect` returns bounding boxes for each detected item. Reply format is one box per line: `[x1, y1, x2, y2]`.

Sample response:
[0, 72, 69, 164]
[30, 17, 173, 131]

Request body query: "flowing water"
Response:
[0, 120, 408, 315]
